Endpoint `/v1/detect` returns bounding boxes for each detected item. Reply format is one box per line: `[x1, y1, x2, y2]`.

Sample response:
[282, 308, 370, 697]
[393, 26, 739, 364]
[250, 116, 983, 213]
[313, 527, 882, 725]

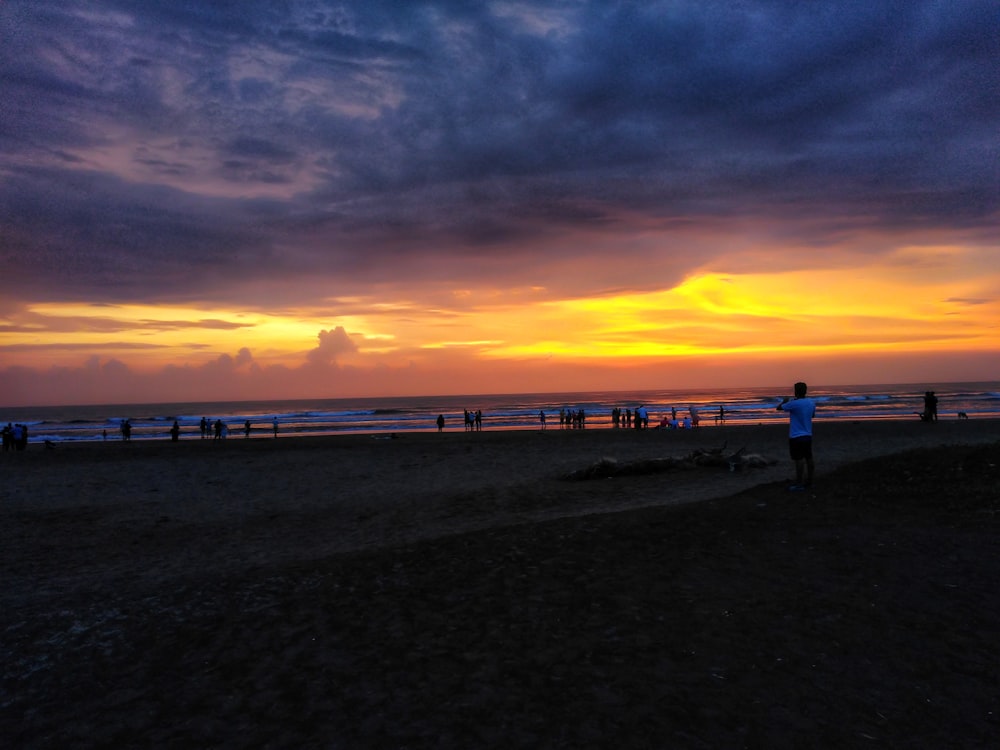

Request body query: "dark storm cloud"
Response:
[1, 0, 997, 305]
[0, 166, 283, 301]
[226, 137, 298, 162]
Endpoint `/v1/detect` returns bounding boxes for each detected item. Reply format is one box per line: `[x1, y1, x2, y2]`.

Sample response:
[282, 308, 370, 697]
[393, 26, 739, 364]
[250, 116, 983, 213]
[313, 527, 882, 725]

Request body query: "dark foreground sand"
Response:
[2, 420, 999, 748]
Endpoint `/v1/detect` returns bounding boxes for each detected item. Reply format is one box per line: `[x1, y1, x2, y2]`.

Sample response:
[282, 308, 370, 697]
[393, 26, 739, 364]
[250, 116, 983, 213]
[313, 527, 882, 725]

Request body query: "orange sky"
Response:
[2, 2, 998, 406]
[3, 233, 997, 406]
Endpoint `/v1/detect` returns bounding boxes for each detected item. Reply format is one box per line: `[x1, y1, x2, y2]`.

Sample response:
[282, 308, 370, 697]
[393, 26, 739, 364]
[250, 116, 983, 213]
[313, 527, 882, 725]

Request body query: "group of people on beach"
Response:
[196, 416, 281, 440]
[443, 403, 732, 432]
[558, 408, 589, 428]
[537, 408, 589, 429]
[203, 417, 229, 440]
[462, 409, 483, 431]
[2, 423, 30, 451]
[609, 405, 701, 430]
[101, 416, 285, 442]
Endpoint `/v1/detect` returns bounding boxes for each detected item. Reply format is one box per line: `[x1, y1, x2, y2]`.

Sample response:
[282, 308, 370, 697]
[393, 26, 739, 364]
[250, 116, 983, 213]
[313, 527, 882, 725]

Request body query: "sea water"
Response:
[2, 382, 998, 444]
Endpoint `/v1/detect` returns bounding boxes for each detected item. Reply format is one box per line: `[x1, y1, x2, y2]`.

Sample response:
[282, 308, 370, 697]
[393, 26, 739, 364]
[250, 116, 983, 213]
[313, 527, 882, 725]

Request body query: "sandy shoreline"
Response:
[3, 418, 999, 747]
[2, 419, 997, 559]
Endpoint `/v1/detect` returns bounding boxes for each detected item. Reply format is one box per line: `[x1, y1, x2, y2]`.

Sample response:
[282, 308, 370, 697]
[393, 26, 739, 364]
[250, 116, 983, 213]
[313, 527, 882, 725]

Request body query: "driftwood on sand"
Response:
[562, 443, 775, 480]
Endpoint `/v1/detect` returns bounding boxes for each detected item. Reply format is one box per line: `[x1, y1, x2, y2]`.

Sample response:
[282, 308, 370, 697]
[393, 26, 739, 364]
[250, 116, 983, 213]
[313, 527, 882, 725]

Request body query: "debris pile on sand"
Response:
[562, 444, 775, 480]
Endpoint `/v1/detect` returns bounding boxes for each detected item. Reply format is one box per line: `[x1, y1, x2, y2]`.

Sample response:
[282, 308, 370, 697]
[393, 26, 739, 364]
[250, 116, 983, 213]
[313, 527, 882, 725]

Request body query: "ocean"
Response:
[2, 382, 999, 445]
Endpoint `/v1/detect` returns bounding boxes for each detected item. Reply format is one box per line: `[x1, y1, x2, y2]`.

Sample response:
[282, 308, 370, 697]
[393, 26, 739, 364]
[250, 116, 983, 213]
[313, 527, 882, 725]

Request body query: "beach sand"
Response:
[3, 419, 998, 747]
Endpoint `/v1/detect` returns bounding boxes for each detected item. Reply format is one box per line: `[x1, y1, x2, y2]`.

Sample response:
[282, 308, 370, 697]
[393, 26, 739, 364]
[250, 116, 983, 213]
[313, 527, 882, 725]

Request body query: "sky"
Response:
[1, 0, 998, 407]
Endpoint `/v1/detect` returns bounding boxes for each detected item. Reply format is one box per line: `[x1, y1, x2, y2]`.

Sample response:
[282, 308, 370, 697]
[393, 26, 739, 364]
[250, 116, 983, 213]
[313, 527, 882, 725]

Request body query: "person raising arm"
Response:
[777, 381, 816, 491]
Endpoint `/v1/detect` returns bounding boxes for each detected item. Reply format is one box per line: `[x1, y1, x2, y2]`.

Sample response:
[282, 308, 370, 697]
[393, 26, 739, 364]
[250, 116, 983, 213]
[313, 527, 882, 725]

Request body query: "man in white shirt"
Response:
[776, 381, 816, 491]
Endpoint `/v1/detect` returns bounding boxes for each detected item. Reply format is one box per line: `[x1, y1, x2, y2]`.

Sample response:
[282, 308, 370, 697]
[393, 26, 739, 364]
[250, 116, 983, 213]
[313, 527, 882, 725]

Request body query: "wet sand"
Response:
[2, 419, 999, 747]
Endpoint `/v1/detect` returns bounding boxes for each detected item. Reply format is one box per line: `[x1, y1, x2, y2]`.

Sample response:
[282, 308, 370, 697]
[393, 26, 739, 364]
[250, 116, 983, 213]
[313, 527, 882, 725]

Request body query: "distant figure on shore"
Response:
[214, 419, 223, 440]
[121, 419, 132, 442]
[475, 410, 482, 431]
[200, 417, 208, 439]
[689, 406, 700, 426]
[777, 381, 816, 491]
[11, 423, 27, 450]
[716, 406, 726, 424]
[244, 419, 252, 438]
[921, 391, 938, 422]
[272, 417, 279, 438]
[539, 410, 546, 430]
[170, 420, 180, 442]
[436, 414, 445, 432]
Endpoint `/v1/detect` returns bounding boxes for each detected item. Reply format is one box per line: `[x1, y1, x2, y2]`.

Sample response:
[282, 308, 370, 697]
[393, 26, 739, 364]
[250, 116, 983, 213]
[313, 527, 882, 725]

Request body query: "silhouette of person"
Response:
[436, 414, 445, 432]
[923, 391, 938, 422]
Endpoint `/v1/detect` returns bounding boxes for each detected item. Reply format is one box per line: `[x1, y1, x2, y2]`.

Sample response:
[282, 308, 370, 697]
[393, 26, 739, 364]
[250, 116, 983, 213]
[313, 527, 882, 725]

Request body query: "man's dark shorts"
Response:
[788, 436, 813, 461]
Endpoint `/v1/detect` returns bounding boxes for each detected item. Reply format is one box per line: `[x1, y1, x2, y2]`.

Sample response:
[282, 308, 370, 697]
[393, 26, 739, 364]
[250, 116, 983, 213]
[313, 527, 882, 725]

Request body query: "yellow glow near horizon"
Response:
[478, 268, 999, 360]
[4, 262, 998, 378]
[6, 303, 319, 366]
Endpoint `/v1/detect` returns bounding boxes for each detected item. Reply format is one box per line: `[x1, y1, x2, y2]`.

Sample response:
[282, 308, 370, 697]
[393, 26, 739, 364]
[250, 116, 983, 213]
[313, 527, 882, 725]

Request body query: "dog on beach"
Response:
[957, 411, 969, 420]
